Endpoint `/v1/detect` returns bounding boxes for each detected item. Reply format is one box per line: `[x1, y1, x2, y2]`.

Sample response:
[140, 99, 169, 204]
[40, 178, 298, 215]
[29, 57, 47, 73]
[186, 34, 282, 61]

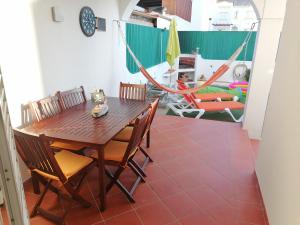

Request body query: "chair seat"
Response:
[88, 140, 137, 163]
[113, 126, 134, 142]
[50, 141, 86, 151]
[34, 150, 93, 181]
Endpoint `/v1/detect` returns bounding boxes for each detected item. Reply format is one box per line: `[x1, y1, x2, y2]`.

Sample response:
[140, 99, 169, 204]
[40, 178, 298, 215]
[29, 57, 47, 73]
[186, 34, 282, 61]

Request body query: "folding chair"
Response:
[14, 129, 96, 225]
[112, 98, 158, 177]
[87, 110, 150, 202]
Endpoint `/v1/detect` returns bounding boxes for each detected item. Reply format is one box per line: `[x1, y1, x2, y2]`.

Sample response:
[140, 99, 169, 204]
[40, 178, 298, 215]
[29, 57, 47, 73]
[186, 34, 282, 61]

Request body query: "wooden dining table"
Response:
[21, 97, 151, 211]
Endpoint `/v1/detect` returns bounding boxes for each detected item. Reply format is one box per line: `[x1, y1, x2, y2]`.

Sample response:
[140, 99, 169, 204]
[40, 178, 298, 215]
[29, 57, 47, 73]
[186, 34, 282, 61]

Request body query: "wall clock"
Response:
[79, 6, 96, 37]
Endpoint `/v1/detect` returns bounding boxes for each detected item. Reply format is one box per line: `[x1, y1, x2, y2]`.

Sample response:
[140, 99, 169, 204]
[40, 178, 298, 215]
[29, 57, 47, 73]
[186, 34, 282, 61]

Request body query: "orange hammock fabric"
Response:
[140, 64, 230, 94]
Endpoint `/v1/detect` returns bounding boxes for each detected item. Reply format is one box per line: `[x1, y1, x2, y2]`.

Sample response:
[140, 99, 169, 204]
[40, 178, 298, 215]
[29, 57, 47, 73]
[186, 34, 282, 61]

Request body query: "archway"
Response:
[118, 0, 287, 139]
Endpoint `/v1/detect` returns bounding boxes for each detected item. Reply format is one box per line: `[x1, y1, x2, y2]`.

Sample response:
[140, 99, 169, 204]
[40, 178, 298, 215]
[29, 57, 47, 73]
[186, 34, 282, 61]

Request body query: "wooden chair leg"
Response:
[31, 180, 67, 225]
[105, 167, 124, 192]
[36, 207, 66, 225]
[105, 168, 135, 203]
[36, 175, 60, 195]
[129, 159, 147, 177]
[31, 171, 40, 194]
[140, 147, 154, 163]
[64, 183, 91, 208]
[30, 180, 51, 217]
[146, 130, 150, 148]
[128, 162, 146, 183]
[115, 179, 135, 203]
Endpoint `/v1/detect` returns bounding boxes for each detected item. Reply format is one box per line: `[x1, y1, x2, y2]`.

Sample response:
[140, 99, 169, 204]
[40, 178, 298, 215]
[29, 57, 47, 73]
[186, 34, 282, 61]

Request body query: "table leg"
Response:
[98, 146, 106, 211]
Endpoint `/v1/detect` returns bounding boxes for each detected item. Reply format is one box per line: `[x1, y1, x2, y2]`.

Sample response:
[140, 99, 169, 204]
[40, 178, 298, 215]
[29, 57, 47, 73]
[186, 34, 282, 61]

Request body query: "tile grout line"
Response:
[144, 181, 182, 225]
[86, 178, 107, 225]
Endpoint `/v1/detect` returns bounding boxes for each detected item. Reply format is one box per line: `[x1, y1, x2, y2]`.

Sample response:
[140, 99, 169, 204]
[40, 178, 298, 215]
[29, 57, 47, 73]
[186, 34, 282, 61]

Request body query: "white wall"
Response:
[0, 0, 120, 127]
[0, 0, 120, 181]
[198, 57, 252, 83]
[243, 0, 287, 139]
[256, 0, 300, 224]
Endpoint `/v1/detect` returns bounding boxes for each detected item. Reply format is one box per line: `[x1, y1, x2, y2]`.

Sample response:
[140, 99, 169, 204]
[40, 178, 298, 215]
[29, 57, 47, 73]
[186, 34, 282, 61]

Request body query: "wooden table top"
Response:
[22, 97, 151, 147]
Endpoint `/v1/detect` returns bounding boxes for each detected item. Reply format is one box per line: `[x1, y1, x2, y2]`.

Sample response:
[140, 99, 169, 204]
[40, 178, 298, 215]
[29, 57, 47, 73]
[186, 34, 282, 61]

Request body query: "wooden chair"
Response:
[14, 129, 96, 225]
[119, 82, 146, 101]
[26, 96, 87, 152]
[112, 98, 159, 177]
[56, 86, 86, 110]
[87, 110, 150, 202]
[114, 98, 159, 148]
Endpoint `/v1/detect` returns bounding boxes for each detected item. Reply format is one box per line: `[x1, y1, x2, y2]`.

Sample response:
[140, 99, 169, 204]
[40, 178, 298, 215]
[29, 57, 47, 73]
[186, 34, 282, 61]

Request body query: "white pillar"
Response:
[243, 0, 287, 139]
[256, 0, 300, 224]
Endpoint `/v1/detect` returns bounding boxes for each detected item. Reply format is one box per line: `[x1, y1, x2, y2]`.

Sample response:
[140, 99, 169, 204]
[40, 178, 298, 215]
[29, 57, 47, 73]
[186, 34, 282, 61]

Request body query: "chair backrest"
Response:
[13, 129, 67, 182]
[32, 96, 62, 121]
[122, 110, 150, 164]
[119, 82, 146, 101]
[147, 98, 159, 129]
[56, 86, 86, 110]
[21, 103, 37, 127]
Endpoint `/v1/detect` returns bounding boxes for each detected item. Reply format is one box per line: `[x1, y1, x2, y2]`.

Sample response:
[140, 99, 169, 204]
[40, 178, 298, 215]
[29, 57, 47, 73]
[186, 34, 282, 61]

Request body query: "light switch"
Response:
[51, 6, 64, 22]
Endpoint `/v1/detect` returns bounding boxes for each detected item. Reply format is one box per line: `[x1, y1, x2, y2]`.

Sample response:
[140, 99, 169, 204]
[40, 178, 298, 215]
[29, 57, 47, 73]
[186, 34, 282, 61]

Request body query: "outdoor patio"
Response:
[22, 115, 267, 225]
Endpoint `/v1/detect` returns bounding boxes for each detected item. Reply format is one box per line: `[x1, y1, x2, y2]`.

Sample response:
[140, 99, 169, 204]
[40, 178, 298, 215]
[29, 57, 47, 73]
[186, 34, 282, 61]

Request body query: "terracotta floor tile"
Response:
[158, 159, 188, 176]
[66, 205, 103, 225]
[131, 184, 160, 209]
[136, 201, 176, 225]
[30, 216, 57, 225]
[161, 192, 200, 219]
[233, 185, 263, 206]
[1, 205, 13, 225]
[237, 202, 266, 225]
[105, 211, 142, 225]
[100, 193, 133, 220]
[206, 203, 238, 225]
[165, 222, 182, 225]
[185, 186, 228, 210]
[170, 171, 207, 191]
[144, 165, 169, 182]
[179, 211, 217, 225]
[149, 178, 181, 198]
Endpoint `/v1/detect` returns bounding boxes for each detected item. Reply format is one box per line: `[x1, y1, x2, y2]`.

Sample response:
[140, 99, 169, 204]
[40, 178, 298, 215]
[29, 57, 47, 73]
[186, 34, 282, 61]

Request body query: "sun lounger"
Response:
[167, 90, 244, 122]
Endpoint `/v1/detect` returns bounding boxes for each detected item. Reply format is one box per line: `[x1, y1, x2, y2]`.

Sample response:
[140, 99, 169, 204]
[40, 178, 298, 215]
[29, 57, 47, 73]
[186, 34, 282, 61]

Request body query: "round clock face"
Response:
[79, 6, 96, 37]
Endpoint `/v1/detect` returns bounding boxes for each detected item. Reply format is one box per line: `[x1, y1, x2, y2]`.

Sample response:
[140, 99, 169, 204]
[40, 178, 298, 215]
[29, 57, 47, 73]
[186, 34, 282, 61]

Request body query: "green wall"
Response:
[126, 23, 169, 74]
[178, 31, 257, 61]
[126, 23, 257, 74]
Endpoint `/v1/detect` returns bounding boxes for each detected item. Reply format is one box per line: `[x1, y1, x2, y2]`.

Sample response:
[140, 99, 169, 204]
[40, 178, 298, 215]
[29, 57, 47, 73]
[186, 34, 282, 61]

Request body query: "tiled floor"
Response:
[18, 115, 267, 225]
